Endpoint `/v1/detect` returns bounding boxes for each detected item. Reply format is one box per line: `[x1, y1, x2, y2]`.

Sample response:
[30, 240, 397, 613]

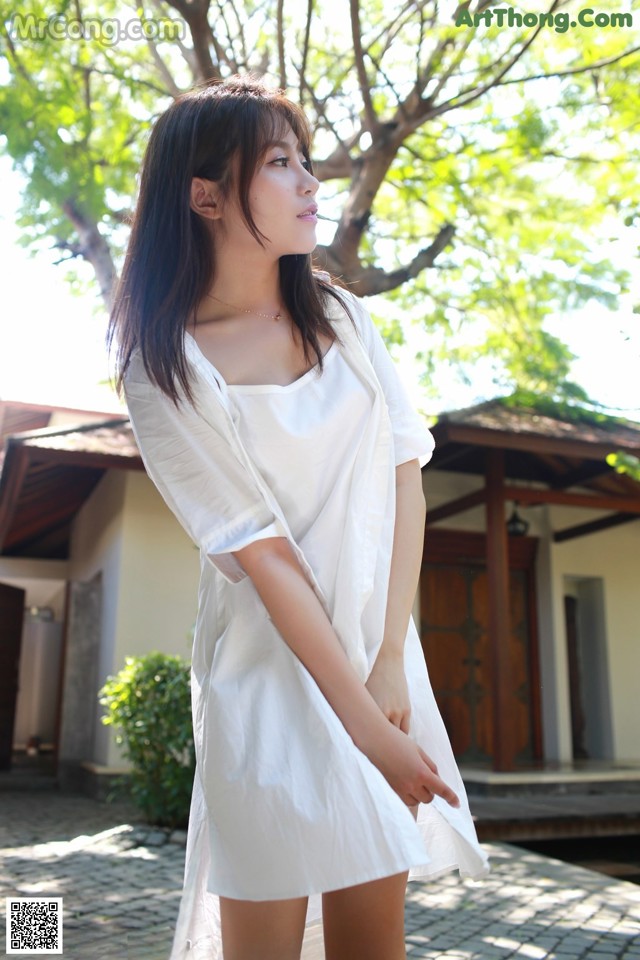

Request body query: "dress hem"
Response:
[408, 857, 489, 885]
[206, 854, 430, 903]
[203, 846, 488, 905]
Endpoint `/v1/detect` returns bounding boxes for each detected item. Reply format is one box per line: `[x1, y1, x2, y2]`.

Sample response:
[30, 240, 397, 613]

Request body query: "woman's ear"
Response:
[190, 178, 223, 220]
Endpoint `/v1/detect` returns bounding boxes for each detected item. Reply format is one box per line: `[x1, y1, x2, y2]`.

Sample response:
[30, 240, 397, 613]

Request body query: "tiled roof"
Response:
[437, 400, 640, 451]
[20, 420, 140, 460]
[0, 416, 141, 559]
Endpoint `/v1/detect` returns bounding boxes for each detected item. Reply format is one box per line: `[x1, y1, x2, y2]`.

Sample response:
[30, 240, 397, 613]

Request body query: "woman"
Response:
[110, 76, 488, 960]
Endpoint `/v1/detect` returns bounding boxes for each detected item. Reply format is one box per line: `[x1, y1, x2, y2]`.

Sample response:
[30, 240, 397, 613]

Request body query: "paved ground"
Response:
[0, 793, 639, 959]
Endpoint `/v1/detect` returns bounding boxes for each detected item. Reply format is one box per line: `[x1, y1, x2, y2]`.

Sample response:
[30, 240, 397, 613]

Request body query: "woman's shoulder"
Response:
[122, 340, 202, 406]
[122, 346, 148, 389]
[317, 276, 366, 326]
[123, 335, 205, 388]
[320, 282, 373, 347]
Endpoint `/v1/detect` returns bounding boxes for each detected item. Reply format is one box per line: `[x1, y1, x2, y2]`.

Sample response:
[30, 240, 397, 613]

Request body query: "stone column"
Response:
[57, 576, 102, 788]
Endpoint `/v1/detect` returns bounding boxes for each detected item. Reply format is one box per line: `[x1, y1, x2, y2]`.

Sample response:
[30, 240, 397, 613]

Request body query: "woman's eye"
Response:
[270, 156, 311, 170]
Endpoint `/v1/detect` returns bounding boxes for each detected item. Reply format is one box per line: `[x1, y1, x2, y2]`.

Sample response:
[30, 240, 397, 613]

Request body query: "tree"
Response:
[1, 0, 639, 401]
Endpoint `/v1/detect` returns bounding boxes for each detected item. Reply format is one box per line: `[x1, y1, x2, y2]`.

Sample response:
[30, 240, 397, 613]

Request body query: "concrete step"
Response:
[469, 791, 640, 841]
[462, 764, 640, 797]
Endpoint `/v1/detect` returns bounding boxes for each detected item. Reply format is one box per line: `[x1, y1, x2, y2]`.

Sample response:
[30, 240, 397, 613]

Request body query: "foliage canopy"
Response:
[1, 0, 639, 403]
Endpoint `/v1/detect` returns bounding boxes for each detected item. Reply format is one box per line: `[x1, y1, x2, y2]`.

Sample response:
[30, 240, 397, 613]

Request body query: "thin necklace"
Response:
[206, 293, 284, 322]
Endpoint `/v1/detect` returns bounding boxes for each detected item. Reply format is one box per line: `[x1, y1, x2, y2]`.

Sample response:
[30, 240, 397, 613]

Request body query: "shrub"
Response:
[99, 652, 194, 827]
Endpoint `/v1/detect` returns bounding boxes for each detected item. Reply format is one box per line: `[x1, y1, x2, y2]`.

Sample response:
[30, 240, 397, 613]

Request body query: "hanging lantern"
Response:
[506, 503, 529, 537]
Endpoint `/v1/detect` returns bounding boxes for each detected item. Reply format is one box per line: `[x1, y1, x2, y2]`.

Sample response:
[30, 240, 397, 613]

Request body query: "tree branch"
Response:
[349, 0, 378, 132]
[365, 50, 405, 113]
[213, 0, 242, 72]
[52, 240, 84, 261]
[409, 0, 501, 108]
[299, 0, 313, 105]
[415, 4, 426, 90]
[277, 0, 287, 90]
[316, 222, 456, 296]
[438, 34, 640, 129]
[310, 150, 356, 181]
[109, 208, 134, 226]
[143, 8, 183, 98]
[540, 150, 603, 164]
[297, 75, 359, 179]
[61, 200, 117, 307]
[400, 30, 471, 123]
[398, 0, 563, 135]
[420, 36, 473, 111]
[76, 61, 173, 99]
[497, 44, 640, 87]
[1, 27, 36, 86]
[164, 0, 221, 81]
[368, 0, 419, 62]
[325, 139, 400, 269]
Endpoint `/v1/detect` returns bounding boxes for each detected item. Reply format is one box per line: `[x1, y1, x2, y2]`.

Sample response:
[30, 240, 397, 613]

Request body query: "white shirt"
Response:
[124, 290, 488, 960]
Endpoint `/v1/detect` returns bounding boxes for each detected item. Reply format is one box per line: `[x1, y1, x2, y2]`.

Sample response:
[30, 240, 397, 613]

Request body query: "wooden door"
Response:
[420, 531, 540, 766]
[0, 582, 25, 770]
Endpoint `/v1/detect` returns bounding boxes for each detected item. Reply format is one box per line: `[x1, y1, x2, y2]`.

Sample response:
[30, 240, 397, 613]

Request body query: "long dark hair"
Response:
[108, 76, 350, 403]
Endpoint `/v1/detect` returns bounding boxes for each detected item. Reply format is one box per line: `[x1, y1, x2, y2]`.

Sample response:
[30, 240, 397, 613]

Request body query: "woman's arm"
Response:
[232, 535, 458, 808]
[365, 458, 426, 733]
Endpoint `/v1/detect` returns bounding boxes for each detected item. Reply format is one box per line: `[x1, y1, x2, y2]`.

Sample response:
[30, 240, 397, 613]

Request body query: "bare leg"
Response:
[220, 895, 308, 960]
[322, 870, 409, 960]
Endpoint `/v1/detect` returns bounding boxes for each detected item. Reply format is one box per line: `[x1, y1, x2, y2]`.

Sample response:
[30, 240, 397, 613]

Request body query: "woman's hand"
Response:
[366, 722, 460, 809]
[365, 649, 411, 733]
[232, 538, 459, 809]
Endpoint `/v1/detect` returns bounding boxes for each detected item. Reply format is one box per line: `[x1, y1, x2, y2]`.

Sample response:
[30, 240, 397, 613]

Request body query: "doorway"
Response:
[564, 577, 613, 760]
[420, 529, 541, 766]
[0, 582, 26, 770]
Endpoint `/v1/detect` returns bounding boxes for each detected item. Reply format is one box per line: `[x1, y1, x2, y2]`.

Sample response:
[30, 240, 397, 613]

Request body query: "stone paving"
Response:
[0, 792, 639, 959]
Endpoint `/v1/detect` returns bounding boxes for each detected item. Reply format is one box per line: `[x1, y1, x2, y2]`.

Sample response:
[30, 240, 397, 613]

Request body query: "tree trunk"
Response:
[61, 201, 117, 308]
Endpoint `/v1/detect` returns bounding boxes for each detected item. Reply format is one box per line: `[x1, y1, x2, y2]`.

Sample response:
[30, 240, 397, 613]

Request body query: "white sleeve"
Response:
[124, 355, 286, 584]
[346, 293, 435, 467]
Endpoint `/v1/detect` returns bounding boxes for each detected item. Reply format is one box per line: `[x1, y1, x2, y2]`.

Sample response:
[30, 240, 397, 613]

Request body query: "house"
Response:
[422, 400, 640, 778]
[0, 400, 200, 790]
[1, 397, 639, 794]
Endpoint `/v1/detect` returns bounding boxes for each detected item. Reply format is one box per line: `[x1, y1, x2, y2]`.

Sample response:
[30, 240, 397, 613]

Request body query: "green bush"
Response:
[99, 652, 195, 828]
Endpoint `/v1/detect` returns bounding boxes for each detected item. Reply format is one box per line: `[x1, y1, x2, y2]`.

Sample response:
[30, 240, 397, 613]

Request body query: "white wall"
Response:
[0, 558, 68, 619]
[0, 559, 68, 755]
[48, 410, 120, 428]
[69, 469, 200, 767]
[115, 471, 200, 667]
[551, 511, 640, 761]
[535, 523, 570, 762]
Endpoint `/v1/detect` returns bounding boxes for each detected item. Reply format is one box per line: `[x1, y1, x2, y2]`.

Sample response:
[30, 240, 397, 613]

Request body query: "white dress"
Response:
[123, 290, 489, 960]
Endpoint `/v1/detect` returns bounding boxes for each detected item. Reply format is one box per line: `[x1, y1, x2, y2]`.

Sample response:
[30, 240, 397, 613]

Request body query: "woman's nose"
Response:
[303, 171, 320, 195]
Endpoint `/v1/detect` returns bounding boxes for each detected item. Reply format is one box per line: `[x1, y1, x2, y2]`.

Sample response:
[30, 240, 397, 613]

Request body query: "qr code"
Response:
[6, 898, 63, 954]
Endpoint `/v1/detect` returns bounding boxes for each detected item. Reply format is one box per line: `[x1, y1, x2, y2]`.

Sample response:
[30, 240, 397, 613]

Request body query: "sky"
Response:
[0, 154, 639, 421]
[0, 157, 122, 413]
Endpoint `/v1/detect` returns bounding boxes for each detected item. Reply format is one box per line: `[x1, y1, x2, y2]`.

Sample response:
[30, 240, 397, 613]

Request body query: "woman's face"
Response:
[224, 124, 320, 259]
